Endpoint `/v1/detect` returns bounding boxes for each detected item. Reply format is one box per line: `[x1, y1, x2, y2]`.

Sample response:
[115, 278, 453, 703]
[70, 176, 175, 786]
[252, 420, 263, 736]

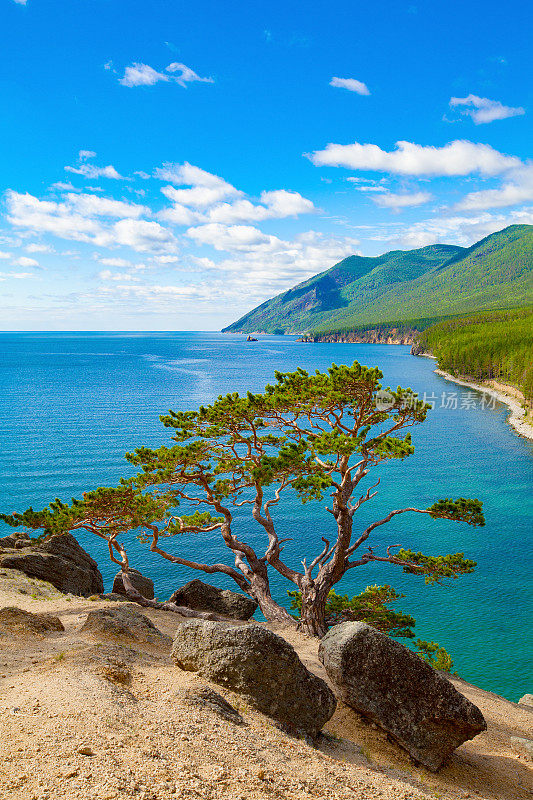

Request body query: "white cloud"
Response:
[12, 256, 39, 267]
[165, 62, 214, 87]
[162, 184, 238, 208]
[109, 218, 176, 253]
[449, 95, 525, 125]
[98, 270, 140, 282]
[65, 163, 125, 180]
[456, 165, 533, 210]
[153, 254, 179, 264]
[119, 63, 169, 87]
[186, 223, 280, 252]
[5, 190, 176, 254]
[154, 162, 237, 189]
[0, 272, 33, 280]
[66, 193, 149, 219]
[119, 62, 213, 88]
[308, 139, 521, 176]
[0, 250, 11, 259]
[373, 191, 432, 210]
[25, 243, 53, 253]
[12, 0, 27, 5]
[330, 77, 370, 95]
[374, 207, 533, 250]
[50, 181, 81, 192]
[95, 257, 132, 267]
[79, 150, 97, 161]
[6, 191, 103, 242]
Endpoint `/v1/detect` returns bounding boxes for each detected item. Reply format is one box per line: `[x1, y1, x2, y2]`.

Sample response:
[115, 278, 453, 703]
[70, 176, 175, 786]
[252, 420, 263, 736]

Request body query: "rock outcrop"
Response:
[169, 579, 258, 620]
[318, 622, 486, 771]
[172, 620, 336, 738]
[0, 532, 103, 596]
[0, 606, 64, 636]
[112, 568, 154, 600]
[81, 606, 171, 647]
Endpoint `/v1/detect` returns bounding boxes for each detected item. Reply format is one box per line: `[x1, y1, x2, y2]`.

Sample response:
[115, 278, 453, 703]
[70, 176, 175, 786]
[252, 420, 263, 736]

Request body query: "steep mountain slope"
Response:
[223, 225, 533, 334]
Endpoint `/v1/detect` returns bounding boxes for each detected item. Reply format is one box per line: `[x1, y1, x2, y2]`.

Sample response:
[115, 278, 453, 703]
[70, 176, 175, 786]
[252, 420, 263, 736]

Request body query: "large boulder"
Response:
[169, 579, 257, 620]
[0, 606, 64, 637]
[172, 620, 337, 738]
[0, 532, 103, 596]
[318, 622, 486, 771]
[81, 606, 171, 648]
[112, 568, 154, 600]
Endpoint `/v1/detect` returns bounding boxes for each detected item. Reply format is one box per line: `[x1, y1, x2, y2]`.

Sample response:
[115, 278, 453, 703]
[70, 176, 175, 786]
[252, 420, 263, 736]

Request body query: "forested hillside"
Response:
[419, 308, 533, 410]
[224, 225, 533, 334]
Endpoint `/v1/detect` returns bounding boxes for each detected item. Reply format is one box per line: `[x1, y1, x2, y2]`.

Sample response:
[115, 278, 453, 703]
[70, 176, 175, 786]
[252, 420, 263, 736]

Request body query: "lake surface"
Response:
[0, 331, 531, 701]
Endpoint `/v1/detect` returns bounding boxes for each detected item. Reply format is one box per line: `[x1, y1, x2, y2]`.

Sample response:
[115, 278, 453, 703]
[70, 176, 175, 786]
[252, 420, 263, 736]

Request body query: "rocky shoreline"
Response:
[299, 329, 419, 345]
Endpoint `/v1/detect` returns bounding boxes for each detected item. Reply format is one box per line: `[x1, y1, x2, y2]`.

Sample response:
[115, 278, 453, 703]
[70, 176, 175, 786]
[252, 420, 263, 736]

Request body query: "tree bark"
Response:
[297, 579, 330, 638]
[247, 563, 296, 626]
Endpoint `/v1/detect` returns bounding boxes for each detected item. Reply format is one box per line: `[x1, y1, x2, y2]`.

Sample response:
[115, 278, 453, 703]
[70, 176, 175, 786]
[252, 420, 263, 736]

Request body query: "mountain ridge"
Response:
[223, 224, 533, 335]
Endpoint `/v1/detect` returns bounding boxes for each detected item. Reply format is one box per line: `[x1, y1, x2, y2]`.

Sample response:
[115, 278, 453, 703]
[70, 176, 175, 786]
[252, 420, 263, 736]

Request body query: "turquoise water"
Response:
[0, 331, 531, 701]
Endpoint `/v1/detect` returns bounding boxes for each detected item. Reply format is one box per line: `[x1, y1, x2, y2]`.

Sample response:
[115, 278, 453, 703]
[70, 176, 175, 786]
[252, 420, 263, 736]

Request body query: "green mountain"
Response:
[223, 225, 533, 334]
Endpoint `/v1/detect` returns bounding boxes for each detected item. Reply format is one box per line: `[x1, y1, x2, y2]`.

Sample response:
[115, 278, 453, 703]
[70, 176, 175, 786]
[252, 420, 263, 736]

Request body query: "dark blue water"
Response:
[0, 332, 531, 701]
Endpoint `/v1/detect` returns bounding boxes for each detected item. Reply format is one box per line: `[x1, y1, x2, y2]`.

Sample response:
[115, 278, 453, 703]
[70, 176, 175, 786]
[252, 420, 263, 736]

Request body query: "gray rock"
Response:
[318, 622, 486, 771]
[112, 569, 154, 600]
[518, 694, 533, 710]
[169, 579, 257, 620]
[0, 532, 103, 596]
[171, 620, 336, 738]
[81, 606, 171, 647]
[511, 736, 533, 760]
[0, 606, 64, 636]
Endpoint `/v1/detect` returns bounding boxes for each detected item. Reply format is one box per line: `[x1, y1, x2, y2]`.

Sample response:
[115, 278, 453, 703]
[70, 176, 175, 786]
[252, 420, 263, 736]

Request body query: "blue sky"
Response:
[1, 0, 531, 330]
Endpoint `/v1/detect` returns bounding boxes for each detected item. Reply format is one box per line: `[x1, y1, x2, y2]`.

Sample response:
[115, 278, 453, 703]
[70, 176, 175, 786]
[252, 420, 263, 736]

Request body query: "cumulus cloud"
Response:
[5, 190, 176, 254]
[449, 95, 525, 125]
[12, 256, 39, 267]
[456, 165, 533, 210]
[66, 193, 149, 219]
[373, 191, 432, 211]
[110, 218, 176, 252]
[119, 62, 213, 88]
[308, 139, 521, 176]
[330, 77, 370, 95]
[156, 164, 315, 226]
[186, 223, 280, 252]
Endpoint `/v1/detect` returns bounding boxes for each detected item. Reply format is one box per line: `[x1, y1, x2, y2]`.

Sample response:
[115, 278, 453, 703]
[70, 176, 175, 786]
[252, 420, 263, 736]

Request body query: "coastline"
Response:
[433, 368, 533, 442]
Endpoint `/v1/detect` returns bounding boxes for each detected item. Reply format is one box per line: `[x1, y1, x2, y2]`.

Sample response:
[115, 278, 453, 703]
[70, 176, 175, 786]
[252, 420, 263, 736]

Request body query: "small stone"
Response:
[510, 736, 533, 760]
[77, 746, 95, 756]
[518, 693, 533, 710]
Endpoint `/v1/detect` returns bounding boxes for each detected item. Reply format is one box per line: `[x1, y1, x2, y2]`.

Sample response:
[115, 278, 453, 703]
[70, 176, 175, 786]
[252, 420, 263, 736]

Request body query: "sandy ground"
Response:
[433, 370, 533, 442]
[0, 588, 532, 800]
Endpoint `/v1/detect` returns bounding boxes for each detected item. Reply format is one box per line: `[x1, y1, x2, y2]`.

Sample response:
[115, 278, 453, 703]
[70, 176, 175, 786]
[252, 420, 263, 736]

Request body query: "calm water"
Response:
[0, 332, 531, 701]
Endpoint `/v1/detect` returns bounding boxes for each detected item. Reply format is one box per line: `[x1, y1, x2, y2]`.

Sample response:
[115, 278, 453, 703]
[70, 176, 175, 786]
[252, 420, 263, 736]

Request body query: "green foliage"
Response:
[427, 497, 485, 527]
[394, 549, 477, 584]
[415, 639, 455, 673]
[289, 585, 417, 638]
[223, 224, 533, 335]
[0, 482, 173, 541]
[419, 306, 533, 410]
